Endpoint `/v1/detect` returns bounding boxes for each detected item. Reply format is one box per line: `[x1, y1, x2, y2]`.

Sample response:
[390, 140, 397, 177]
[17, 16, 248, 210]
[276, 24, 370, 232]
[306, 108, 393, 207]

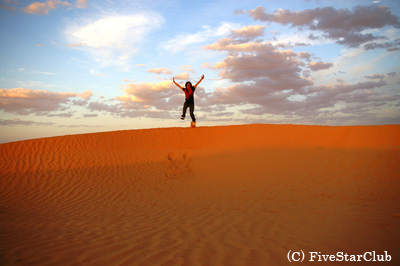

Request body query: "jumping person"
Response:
[173, 74, 204, 126]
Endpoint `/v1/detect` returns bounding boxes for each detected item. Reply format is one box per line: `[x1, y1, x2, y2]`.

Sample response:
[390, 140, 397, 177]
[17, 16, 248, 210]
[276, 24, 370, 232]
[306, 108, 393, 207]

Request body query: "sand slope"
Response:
[0, 124, 399, 265]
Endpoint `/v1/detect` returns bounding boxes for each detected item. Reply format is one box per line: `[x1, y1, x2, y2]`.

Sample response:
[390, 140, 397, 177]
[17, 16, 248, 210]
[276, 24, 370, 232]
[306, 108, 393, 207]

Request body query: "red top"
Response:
[183, 87, 195, 103]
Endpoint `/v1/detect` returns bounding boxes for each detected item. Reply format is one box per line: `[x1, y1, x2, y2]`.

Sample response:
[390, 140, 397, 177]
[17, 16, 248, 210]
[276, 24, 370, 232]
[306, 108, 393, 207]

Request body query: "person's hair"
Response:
[185, 81, 193, 90]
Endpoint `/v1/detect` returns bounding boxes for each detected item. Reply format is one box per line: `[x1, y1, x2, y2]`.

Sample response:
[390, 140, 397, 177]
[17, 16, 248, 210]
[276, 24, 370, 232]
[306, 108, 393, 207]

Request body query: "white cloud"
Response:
[146, 67, 172, 75]
[270, 30, 331, 47]
[89, 69, 105, 76]
[181, 65, 194, 72]
[161, 22, 240, 52]
[75, 0, 87, 9]
[66, 13, 163, 69]
[34, 70, 56, 75]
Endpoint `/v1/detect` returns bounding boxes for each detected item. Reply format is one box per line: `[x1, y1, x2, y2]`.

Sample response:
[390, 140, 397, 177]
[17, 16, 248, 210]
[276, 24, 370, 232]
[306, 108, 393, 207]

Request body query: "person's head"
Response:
[185, 81, 193, 90]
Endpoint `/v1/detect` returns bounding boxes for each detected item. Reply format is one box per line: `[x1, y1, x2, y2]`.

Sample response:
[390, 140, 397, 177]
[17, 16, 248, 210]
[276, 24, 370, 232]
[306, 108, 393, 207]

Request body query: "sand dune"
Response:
[0, 124, 399, 265]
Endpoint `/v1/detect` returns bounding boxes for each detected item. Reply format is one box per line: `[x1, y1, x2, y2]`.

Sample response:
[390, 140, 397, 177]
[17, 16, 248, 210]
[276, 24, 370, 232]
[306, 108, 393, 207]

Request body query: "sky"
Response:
[1, 0, 400, 143]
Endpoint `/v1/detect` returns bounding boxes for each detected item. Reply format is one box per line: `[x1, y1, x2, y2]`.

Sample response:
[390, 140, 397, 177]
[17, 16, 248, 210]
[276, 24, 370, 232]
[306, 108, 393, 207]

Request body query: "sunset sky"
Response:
[1, 0, 399, 143]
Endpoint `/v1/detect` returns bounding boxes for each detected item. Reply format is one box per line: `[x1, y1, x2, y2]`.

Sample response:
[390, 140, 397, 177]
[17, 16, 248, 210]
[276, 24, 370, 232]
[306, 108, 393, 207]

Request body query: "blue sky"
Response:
[1, 0, 400, 143]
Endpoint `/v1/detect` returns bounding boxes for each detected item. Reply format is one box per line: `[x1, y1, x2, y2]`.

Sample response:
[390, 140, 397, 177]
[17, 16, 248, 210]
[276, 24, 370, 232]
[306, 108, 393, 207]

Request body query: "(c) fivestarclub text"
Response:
[287, 250, 391, 262]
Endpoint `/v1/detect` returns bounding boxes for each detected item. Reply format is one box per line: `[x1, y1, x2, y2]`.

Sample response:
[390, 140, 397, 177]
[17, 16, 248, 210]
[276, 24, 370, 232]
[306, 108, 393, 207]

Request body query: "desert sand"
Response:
[0, 124, 399, 265]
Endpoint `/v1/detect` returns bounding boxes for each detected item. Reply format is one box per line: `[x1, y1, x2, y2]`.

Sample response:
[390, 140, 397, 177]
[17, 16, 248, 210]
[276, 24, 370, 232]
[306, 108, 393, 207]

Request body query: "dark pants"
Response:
[182, 102, 196, 122]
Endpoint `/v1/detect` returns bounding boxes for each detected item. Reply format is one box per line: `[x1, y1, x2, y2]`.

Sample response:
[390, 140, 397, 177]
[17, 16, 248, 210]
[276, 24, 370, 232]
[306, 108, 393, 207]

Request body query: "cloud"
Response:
[18, 0, 86, 14]
[16, 68, 24, 72]
[161, 22, 240, 52]
[205, 37, 268, 52]
[247, 5, 400, 47]
[365, 74, 385, 80]
[174, 72, 190, 80]
[309, 61, 334, 71]
[207, 78, 399, 125]
[89, 69, 104, 76]
[299, 80, 388, 101]
[206, 38, 312, 91]
[87, 101, 121, 114]
[22, 0, 71, 14]
[231, 25, 265, 39]
[0, 119, 57, 126]
[67, 43, 86, 47]
[305, 81, 393, 109]
[47, 112, 75, 117]
[201, 23, 400, 125]
[287, 80, 400, 124]
[363, 38, 400, 51]
[34, 70, 56, 75]
[116, 80, 177, 110]
[66, 13, 163, 69]
[87, 98, 176, 119]
[0, 0, 18, 12]
[75, 0, 86, 9]
[146, 67, 172, 75]
[71, 99, 87, 106]
[85, 79, 210, 119]
[0, 118, 103, 128]
[83, 113, 97, 118]
[0, 87, 92, 115]
[201, 62, 214, 69]
[298, 52, 312, 61]
[233, 9, 245, 16]
[181, 65, 194, 72]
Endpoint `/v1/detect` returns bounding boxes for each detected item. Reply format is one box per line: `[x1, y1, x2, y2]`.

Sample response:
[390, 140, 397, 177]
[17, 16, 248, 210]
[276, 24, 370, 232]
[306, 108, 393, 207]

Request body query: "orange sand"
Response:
[0, 124, 399, 265]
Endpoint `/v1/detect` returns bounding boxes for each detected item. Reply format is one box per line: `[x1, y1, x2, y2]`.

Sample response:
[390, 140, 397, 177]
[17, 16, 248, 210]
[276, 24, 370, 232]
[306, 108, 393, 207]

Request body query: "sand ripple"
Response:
[0, 124, 399, 265]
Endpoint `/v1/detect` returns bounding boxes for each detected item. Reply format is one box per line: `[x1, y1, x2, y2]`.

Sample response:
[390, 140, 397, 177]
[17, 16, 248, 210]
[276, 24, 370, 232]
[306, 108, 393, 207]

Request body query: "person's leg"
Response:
[189, 103, 196, 122]
[182, 102, 188, 119]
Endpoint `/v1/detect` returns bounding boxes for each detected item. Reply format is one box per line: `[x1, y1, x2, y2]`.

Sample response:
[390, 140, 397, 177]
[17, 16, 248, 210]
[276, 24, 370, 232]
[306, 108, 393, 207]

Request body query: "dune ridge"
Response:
[1, 124, 399, 154]
[0, 124, 399, 265]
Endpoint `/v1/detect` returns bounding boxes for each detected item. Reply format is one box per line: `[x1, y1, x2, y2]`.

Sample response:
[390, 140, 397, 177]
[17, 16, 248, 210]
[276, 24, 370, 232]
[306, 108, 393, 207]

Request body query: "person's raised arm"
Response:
[173, 77, 184, 90]
[194, 74, 204, 88]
